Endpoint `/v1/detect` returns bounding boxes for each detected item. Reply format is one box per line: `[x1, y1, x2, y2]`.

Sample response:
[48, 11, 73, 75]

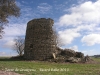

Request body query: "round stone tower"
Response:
[24, 18, 56, 60]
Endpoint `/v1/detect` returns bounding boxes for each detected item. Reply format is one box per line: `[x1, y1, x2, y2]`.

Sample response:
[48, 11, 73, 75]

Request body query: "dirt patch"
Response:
[0, 70, 24, 75]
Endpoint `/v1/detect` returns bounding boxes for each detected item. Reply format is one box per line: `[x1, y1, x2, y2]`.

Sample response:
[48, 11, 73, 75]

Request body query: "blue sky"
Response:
[0, 0, 100, 56]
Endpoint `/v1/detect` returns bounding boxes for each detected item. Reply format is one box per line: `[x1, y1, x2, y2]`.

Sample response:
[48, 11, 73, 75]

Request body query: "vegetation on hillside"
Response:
[0, 57, 100, 75]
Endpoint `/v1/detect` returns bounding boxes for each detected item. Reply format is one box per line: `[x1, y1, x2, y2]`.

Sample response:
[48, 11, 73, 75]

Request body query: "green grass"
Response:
[92, 57, 100, 62]
[0, 57, 100, 75]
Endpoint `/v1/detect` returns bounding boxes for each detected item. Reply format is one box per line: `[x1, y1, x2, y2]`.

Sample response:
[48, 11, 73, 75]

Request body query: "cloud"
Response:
[54, 2, 67, 11]
[22, 1, 28, 4]
[58, 13, 82, 26]
[0, 51, 18, 56]
[81, 34, 100, 46]
[58, 29, 81, 45]
[0, 23, 26, 49]
[56, 0, 100, 46]
[59, 0, 100, 26]
[4, 24, 26, 36]
[4, 40, 15, 48]
[82, 49, 100, 56]
[37, 3, 52, 14]
[0, 36, 15, 49]
[69, 45, 78, 52]
[0, 52, 10, 57]
[0, 52, 6, 55]
[10, 1, 40, 24]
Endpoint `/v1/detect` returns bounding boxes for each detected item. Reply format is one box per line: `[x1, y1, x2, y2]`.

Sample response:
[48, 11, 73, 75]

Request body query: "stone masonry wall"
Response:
[24, 18, 57, 60]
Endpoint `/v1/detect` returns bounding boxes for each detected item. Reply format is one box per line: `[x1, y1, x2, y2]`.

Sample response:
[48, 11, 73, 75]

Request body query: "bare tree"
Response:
[0, 0, 20, 38]
[13, 36, 24, 56]
[53, 29, 64, 47]
[0, 26, 4, 39]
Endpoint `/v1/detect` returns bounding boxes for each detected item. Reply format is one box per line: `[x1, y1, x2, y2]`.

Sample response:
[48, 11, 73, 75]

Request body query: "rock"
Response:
[48, 55, 66, 63]
[75, 52, 84, 58]
[67, 57, 77, 63]
[52, 53, 56, 59]
[84, 55, 92, 62]
[66, 57, 82, 63]
[54, 55, 66, 63]
[56, 47, 63, 55]
[61, 49, 76, 57]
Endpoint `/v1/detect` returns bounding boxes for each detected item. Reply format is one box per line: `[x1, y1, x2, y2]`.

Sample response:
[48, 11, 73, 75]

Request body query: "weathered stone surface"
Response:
[75, 52, 84, 58]
[53, 56, 66, 63]
[24, 18, 57, 60]
[83, 55, 92, 62]
[23, 18, 90, 63]
[61, 49, 76, 57]
[55, 47, 63, 57]
[67, 57, 77, 63]
[66, 57, 82, 63]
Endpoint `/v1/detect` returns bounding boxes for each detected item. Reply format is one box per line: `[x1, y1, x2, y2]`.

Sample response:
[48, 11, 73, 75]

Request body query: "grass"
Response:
[0, 57, 100, 75]
[92, 57, 100, 62]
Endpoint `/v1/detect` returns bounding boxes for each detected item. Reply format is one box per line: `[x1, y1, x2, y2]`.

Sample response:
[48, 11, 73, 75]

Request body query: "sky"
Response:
[0, 0, 100, 56]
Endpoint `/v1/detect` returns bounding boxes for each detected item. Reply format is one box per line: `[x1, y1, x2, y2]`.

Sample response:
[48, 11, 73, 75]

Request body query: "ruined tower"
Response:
[24, 18, 56, 60]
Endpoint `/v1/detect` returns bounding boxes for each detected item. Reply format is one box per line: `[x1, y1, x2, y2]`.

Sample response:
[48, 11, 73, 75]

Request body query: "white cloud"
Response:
[0, 52, 10, 57]
[22, 1, 28, 4]
[54, 1, 67, 11]
[37, 3, 52, 14]
[58, 0, 100, 26]
[11, 2, 40, 24]
[56, 0, 100, 46]
[69, 45, 78, 52]
[4, 24, 26, 36]
[0, 52, 6, 55]
[0, 23, 26, 49]
[0, 36, 15, 49]
[82, 49, 100, 56]
[4, 40, 15, 48]
[0, 51, 18, 56]
[58, 29, 81, 45]
[81, 34, 100, 46]
[59, 13, 82, 26]
[76, 24, 96, 32]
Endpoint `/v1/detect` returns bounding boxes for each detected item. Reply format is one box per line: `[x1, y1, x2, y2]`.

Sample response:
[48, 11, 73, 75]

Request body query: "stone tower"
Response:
[24, 18, 57, 60]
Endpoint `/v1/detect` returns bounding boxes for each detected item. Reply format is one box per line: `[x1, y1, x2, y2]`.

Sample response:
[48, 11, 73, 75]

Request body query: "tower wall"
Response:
[24, 18, 56, 60]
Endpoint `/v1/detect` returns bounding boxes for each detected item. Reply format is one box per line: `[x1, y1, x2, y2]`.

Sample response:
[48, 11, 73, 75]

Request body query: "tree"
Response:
[53, 29, 64, 47]
[0, 26, 4, 39]
[13, 36, 24, 56]
[0, 0, 20, 38]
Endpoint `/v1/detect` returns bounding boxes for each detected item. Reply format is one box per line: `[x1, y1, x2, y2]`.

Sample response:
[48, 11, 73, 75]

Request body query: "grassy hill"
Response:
[0, 57, 100, 75]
